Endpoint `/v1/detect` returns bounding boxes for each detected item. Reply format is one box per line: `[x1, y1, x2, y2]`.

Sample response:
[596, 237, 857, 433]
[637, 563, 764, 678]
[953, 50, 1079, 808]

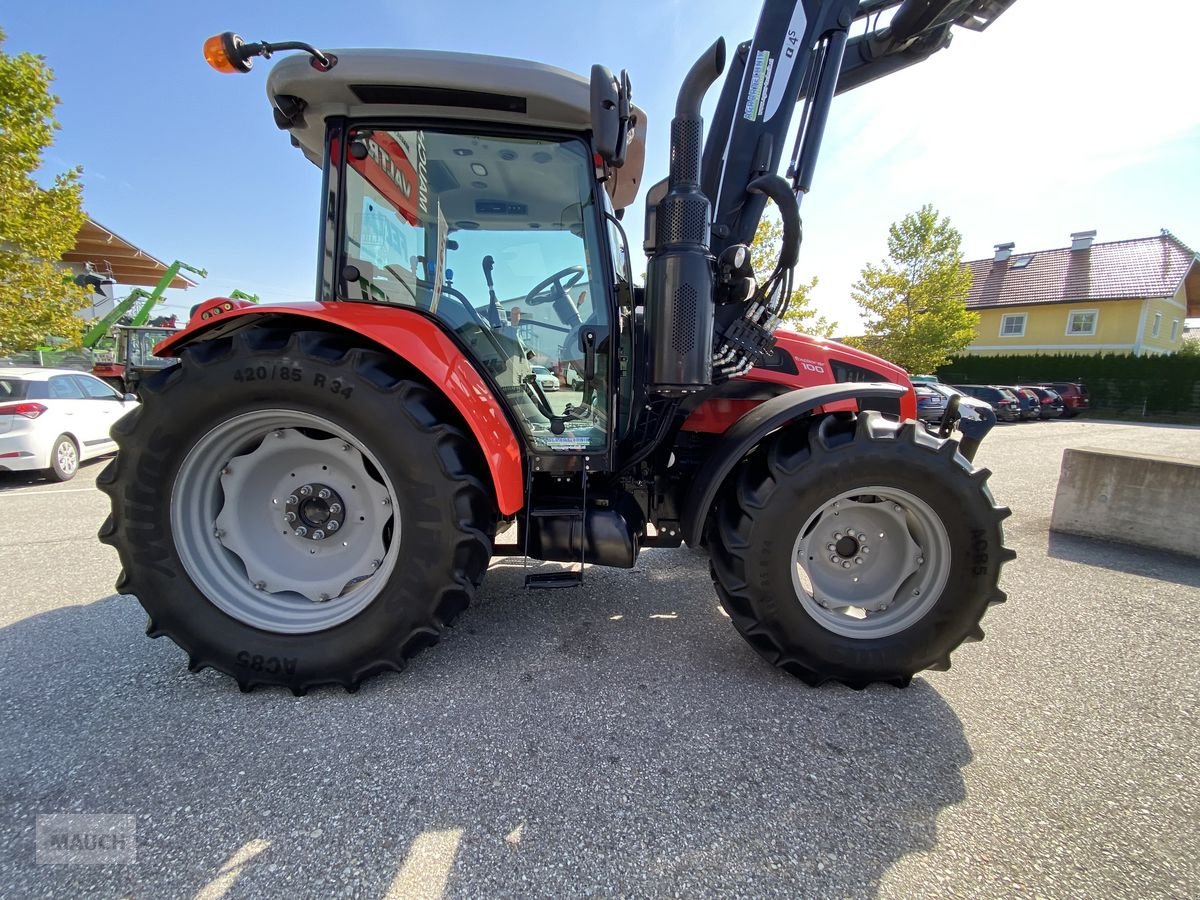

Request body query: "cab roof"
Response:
[266, 49, 647, 210]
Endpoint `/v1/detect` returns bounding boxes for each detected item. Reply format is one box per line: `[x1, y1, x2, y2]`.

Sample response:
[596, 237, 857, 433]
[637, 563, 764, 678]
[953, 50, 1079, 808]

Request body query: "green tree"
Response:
[0, 28, 87, 355]
[750, 213, 837, 338]
[846, 204, 977, 373]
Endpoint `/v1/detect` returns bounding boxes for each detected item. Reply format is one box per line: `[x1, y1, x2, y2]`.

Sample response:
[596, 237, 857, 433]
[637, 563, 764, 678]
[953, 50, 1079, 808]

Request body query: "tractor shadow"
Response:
[0, 554, 972, 898]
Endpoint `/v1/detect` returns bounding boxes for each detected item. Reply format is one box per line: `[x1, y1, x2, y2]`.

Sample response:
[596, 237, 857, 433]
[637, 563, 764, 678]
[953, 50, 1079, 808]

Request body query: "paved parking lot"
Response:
[0, 419, 1197, 898]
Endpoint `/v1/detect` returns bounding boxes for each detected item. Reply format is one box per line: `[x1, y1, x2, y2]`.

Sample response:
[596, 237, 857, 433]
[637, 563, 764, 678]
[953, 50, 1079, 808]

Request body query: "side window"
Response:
[74, 376, 120, 400]
[999, 313, 1026, 337]
[831, 361, 886, 383]
[48, 376, 86, 400]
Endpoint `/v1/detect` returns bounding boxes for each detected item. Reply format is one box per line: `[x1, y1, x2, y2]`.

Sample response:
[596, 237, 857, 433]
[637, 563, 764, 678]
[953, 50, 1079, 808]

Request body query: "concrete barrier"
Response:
[1050, 447, 1200, 558]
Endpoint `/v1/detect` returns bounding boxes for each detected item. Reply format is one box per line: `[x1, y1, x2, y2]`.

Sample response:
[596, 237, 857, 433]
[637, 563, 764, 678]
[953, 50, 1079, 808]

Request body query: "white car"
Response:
[0, 368, 139, 481]
[530, 365, 559, 392]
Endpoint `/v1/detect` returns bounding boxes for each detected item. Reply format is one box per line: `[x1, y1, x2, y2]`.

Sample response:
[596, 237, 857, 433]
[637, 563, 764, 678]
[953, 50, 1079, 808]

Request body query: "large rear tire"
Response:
[99, 328, 496, 694]
[709, 412, 1013, 688]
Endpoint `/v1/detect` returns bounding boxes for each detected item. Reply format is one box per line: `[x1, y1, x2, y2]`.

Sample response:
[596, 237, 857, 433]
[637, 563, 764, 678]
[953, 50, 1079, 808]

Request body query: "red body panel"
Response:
[156, 300, 525, 515]
[681, 329, 917, 433]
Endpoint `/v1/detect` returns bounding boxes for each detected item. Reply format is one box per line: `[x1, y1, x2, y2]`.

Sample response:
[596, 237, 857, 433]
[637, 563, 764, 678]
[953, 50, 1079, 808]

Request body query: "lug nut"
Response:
[329, 503, 342, 514]
[295, 526, 308, 537]
[834, 532, 843, 540]
[917, 557, 925, 565]
[287, 494, 298, 505]
[317, 488, 331, 500]
[855, 557, 863, 565]
[827, 543, 836, 552]
[863, 547, 870, 554]
[284, 511, 296, 523]
[842, 561, 851, 569]
[312, 529, 325, 540]
[299, 485, 312, 496]
[327, 521, 339, 532]
[829, 555, 839, 563]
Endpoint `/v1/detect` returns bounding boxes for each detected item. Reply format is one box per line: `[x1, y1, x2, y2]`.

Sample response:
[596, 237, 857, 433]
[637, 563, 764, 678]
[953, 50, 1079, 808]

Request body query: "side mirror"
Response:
[123, 393, 138, 403]
[590, 65, 633, 169]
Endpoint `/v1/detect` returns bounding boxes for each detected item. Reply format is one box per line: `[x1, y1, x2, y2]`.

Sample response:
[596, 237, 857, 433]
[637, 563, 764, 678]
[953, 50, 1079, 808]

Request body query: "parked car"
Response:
[998, 386, 1041, 420]
[1020, 385, 1064, 419]
[561, 364, 585, 391]
[530, 365, 559, 392]
[951, 384, 1022, 422]
[913, 384, 948, 428]
[0, 368, 139, 481]
[925, 382, 996, 421]
[1043, 381, 1089, 418]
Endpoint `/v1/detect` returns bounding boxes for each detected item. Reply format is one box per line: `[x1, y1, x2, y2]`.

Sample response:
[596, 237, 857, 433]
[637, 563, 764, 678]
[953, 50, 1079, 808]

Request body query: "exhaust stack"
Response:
[644, 37, 725, 394]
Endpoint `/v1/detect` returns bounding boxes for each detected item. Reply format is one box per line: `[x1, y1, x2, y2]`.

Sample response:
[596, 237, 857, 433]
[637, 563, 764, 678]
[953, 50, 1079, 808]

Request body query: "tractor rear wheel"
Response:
[709, 411, 1012, 688]
[98, 327, 495, 694]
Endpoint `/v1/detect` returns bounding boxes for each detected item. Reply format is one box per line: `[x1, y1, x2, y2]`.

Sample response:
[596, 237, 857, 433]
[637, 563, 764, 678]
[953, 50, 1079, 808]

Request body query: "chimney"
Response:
[1070, 230, 1097, 251]
[993, 241, 1015, 262]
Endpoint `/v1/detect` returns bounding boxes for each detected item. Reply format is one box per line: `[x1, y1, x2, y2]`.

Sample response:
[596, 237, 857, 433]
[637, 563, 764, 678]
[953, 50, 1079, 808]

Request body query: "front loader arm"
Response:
[703, 0, 1017, 256]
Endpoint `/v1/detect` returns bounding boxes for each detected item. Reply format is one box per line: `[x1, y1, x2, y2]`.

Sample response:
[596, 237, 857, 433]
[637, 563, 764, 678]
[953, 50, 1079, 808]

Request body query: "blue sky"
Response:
[6, 0, 1199, 328]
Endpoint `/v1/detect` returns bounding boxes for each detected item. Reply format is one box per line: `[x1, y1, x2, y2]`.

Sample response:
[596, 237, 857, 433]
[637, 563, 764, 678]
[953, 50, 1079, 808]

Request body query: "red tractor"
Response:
[101, 0, 1016, 694]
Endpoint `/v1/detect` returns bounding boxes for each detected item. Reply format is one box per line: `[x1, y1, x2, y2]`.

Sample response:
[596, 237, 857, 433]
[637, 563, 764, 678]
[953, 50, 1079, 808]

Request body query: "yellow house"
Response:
[961, 230, 1199, 356]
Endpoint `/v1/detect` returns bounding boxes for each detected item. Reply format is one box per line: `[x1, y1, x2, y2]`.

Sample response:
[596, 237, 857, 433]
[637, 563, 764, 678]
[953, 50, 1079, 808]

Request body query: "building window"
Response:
[1066, 310, 1098, 336]
[1171, 320, 1180, 342]
[1152, 312, 1162, 338]
[999, 313, 1026, 337]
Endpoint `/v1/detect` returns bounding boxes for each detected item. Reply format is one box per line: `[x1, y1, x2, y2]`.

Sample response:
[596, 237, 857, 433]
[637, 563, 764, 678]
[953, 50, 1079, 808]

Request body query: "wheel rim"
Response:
[170, 409, 400, 633]
[57, 440, 77, 474]
[792, 485, 951, 640]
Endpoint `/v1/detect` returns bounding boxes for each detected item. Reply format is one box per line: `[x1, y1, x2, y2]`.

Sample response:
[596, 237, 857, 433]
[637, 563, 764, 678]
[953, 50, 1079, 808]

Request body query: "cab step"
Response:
[522, 468, 587, 589]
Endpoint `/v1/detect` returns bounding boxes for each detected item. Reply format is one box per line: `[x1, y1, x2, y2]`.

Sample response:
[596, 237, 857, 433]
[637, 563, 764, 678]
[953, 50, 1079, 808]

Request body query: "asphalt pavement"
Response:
[0, 419, 1197, 898]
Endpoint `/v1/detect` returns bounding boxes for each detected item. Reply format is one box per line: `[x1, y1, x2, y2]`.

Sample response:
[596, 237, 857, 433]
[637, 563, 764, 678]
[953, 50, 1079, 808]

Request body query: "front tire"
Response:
[98, 328, 496, 694]
[709, 412, 1013, 688]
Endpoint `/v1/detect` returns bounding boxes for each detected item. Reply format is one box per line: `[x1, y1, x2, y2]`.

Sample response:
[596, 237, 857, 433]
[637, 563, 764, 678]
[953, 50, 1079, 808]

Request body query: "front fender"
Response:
[679, 382, 908, 547]
[157, 300, 525, 516]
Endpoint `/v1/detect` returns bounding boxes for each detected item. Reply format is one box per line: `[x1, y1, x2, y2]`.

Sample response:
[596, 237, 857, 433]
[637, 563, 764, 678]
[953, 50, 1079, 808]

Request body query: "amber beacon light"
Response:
[203, 32, 254, 74]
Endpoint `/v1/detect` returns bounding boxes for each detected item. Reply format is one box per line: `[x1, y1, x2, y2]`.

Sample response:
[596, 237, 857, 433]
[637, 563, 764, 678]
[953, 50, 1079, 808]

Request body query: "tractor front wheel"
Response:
[709, 411, 1013, 687]
[99, 327, 495, 694]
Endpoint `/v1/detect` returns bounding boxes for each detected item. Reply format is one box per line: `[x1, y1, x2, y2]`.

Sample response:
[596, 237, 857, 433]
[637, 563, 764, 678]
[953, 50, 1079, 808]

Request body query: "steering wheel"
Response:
[524, 265, 585, 307]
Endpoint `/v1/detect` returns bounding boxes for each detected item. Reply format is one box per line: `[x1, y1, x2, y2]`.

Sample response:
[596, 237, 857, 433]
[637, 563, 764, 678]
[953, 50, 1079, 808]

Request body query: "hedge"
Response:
[936, 352, 1200, 416]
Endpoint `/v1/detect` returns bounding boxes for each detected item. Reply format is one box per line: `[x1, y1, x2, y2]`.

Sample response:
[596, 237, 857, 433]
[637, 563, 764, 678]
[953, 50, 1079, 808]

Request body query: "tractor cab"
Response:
[267, 50, 646, 459]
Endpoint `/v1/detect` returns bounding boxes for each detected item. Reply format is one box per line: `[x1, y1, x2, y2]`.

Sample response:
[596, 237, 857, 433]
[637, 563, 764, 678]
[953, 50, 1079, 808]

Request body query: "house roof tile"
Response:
[964, 232, 1198, 313]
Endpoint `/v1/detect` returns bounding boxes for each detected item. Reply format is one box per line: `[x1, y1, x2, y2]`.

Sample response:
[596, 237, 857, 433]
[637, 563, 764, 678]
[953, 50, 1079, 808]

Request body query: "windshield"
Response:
[340, 127, 610, 454]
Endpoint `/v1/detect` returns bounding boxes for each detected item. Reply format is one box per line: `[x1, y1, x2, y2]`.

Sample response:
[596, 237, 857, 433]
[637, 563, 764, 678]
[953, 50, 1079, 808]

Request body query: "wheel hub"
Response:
[285, 482, 346, 540]
[833, 534, 860, 559]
